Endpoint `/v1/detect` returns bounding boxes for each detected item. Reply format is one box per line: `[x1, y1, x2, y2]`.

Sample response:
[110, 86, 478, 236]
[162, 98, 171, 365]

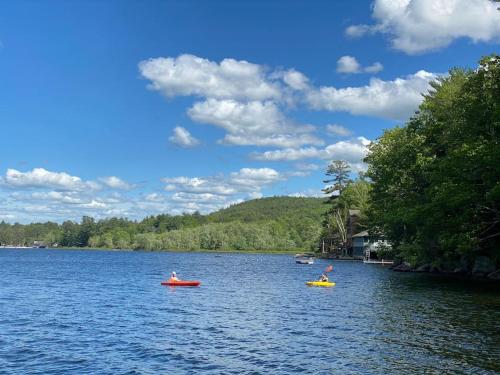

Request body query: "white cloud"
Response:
[99, 176, 134, 190]
[283, 69, 310, 90]
[229, 167, 282, 187]
[336, 55, 383, 74]
[31, 191, 82, 204]
[188, 98, 322, 147]
[162, 167, 283, 196]
[145, 193, 164, 202]
[139, 54, 322, 148]
[252, 137, 370, 165]
[138, 54, 281, 101]
[171, 192, 227, 203]
[253, 147, 321, 162]
[295, 163, 320, 171]
[365, 62, 384, 74]
[337, 56, 361, 73]
[345, 24, 373, 38]
[286, 170, 312, 178]
[5, 188, 134, 221]
[168, 126, 200, 147]
[140, 54, 439, 147]
[347, 0, 500, 54]
[1, 173, 180, 223]
[0, 168, 169, 222]
[155, 167, 285, 214]
[162, 176, 237, 196]
[160, 167, 284, 213]
[2, 168, 100, 191]
[79, 200, 108, 209]
[326, 124, 352, 137]
[307, 70, 437, 120]
[322, 137, 371, 163]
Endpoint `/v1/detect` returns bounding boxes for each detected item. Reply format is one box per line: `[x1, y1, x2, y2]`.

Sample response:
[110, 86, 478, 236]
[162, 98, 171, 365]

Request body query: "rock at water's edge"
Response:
[472, 256, 496, 276]
[415, 264, 430, 272]
[453, 267, 467, 275]
[393, 262, 412, 272]
[487, 270, 500, 280]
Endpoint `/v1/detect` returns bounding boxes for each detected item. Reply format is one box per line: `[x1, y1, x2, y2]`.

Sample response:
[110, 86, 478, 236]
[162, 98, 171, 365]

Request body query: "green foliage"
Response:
[322, 160, 351, 197]
[366, 54, 500, 269]
[341, 180, 372, 226]
[0, 196, 327, 252]
[207, 196, 325, 223]
[320, 161, 372, 253]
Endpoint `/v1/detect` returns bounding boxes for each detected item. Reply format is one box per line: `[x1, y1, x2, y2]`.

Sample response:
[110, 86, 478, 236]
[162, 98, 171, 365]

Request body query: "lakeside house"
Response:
[347, 209, 361, 251]
[352, 230, 392, 261]
[320, 209, 365, 257]
[351, 230, 369, 259]
[320, 209, 393, 262]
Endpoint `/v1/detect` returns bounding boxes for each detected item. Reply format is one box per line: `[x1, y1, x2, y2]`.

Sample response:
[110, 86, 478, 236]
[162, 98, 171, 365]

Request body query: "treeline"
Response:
[366, 55, 500, 271]
[0, 197, 326, 252]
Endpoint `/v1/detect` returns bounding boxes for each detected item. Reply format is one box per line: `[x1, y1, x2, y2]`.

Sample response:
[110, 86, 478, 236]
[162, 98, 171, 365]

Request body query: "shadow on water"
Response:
[372, 271, 500, 374]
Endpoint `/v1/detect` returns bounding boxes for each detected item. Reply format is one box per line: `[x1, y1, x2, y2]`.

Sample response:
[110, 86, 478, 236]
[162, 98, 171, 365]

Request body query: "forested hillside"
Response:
[207, 196, 325, 223]
[0, 196, 327, 252]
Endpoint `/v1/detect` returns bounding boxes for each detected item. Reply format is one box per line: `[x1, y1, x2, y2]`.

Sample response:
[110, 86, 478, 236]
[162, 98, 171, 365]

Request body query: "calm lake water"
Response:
[1, 249, 499, 374]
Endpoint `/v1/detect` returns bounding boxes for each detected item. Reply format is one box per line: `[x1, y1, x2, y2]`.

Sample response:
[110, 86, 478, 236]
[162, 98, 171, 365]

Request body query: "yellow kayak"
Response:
[306, 281, 336, 287]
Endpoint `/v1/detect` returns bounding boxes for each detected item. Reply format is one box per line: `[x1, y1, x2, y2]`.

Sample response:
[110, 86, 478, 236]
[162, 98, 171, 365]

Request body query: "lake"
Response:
[0, 249, 499, 374]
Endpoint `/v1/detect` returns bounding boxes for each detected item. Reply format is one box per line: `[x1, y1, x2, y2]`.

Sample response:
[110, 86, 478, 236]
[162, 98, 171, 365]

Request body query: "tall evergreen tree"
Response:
[321, 160, 352, 254]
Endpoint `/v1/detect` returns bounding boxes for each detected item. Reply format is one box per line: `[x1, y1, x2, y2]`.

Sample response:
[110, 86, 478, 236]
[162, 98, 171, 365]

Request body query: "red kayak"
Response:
[161, 280, 201, 287]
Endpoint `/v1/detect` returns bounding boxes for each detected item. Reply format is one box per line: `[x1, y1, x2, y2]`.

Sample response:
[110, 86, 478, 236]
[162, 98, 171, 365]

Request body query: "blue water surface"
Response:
[0, 249, 499, 374]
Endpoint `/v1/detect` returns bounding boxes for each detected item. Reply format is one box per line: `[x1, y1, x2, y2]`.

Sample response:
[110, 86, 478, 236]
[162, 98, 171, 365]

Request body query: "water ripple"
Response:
[0, 249, 499, 374]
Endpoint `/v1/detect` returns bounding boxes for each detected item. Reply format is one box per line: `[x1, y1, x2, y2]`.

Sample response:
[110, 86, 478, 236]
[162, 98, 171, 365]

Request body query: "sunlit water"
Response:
[1, 249, 499, 374]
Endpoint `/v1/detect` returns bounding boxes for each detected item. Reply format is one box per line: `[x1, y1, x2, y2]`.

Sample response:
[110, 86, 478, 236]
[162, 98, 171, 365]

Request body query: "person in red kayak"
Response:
[169, 271, 179, 282]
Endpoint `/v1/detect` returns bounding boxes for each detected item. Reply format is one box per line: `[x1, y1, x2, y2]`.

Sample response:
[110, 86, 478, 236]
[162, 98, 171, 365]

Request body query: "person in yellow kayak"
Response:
[169, 271, 179, 282]
[318, 272, 329, 282]
[318, 265, 333, 282]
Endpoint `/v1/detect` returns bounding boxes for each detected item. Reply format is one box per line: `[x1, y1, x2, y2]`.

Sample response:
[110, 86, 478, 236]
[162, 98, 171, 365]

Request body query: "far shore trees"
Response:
[0, 197, 326, 252]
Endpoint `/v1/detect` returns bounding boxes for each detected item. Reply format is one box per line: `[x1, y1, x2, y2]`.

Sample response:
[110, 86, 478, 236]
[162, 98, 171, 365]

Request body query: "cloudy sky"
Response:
[1, 0, 499, 223]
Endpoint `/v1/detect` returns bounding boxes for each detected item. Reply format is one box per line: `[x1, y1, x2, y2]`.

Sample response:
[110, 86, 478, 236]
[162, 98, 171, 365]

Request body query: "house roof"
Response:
[352, 230, 369, 238]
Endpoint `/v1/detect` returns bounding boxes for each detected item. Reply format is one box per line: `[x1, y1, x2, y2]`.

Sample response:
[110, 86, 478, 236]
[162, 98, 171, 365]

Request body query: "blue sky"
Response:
[0, 0, 499, 223]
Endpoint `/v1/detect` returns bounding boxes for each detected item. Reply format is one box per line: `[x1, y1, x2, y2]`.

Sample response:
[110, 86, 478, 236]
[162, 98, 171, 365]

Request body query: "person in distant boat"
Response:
[169, 271, 179, 282]
[319, 273, 329, 282]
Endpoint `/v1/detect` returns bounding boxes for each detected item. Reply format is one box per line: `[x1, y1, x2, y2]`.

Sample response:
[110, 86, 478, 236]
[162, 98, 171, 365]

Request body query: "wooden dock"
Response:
[363, 259, 394, 265]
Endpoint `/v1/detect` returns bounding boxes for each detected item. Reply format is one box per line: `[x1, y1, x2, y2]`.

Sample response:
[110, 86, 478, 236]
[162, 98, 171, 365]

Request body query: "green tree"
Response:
[113, 229, 131, 249]
[321, 160, 352, 254]
[322, 160, 352, 197]
[366, 54, 500, 269]
[78, 216, 95, 247]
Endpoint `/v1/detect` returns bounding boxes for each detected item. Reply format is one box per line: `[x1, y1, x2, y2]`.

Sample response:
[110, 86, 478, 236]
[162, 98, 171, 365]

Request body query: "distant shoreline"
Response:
[0, 246, 299, 255]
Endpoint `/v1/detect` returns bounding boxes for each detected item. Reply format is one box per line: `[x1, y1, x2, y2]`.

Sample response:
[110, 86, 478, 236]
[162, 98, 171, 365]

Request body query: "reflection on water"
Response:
[0, 249, 498, 374]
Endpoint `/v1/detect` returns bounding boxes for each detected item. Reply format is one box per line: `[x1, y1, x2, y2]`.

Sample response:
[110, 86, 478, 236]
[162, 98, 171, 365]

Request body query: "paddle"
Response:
[317, 264, 333, 282]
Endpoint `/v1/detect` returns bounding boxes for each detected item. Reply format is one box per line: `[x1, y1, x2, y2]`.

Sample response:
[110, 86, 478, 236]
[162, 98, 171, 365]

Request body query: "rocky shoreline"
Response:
[391, 255, 500, 281]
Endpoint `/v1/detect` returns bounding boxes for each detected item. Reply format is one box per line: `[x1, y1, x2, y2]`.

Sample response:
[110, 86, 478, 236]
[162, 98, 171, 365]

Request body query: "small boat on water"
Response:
[161, 280, 201, 287]
[306, 281, 336, 287]
[295, 253, 315, 264]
